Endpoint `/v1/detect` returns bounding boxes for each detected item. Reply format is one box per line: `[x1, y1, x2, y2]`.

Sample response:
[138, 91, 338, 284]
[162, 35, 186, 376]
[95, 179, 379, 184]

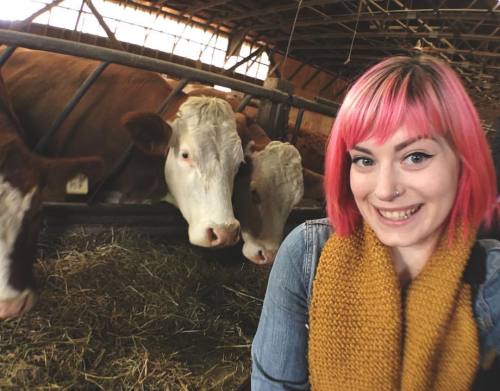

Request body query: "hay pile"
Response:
[0, 228, 269, 390]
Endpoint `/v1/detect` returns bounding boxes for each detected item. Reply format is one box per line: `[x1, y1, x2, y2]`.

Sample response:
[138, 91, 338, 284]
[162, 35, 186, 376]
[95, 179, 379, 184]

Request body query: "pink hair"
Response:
[324, 55, 497, 238]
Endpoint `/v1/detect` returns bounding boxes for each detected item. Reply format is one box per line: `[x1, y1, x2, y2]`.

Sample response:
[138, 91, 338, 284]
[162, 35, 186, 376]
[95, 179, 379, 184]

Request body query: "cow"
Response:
[2, 47, 244, 248]
[185, 87, 325, 264]
[0, 73, 103, 319]
[3, 48, 323, 265]
[231, 114, 304, 263]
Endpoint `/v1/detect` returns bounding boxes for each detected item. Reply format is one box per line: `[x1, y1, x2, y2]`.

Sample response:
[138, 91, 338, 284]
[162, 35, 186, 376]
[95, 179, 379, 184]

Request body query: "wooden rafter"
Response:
[272, 31, 500, 43]
[181, 0, 228, 17]
[251, 10, 499, 32]
[84, 0, 124, 50]
[12, 0, 66, 30]
[218, 0, 346, 23]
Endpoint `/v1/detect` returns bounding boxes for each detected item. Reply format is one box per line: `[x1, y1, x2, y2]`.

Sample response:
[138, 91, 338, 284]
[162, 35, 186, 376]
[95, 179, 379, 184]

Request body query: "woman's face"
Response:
[349, 127, 460, 253]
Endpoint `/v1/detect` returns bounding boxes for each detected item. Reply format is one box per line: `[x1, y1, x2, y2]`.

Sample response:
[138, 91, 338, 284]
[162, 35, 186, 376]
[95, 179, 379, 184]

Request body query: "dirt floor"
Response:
[0, 227, 270, 390]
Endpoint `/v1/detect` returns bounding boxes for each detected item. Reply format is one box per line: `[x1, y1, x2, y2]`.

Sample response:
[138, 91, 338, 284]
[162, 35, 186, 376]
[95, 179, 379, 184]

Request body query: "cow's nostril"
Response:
[207, 228, 218, 243]
[257, 250, 266, 262]
[233, 226, 241, 242]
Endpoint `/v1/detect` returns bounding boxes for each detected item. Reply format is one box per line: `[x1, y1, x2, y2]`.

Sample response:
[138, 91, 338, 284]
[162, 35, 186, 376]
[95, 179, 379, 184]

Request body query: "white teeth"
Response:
[378, 206, 419, 221]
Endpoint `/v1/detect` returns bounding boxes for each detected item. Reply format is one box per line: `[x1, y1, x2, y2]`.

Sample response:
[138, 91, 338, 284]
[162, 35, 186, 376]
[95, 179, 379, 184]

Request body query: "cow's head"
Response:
[234, 141, 304, 264]
[0, 135, 102, 319]
[164, 97, 244, 247]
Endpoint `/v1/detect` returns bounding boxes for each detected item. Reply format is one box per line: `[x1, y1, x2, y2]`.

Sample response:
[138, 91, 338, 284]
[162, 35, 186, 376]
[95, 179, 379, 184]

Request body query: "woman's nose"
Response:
[374, 165, 403, 201]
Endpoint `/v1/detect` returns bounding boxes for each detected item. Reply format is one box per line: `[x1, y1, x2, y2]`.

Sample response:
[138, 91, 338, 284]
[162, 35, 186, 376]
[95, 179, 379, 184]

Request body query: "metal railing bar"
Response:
[157, 77, 190, 115]
[291, 108, 305, 145]
[236, 94, 253, 112]
[0, 46, 16, 67]
[0, 29, 339, 117]
[34, 60, 109, 153]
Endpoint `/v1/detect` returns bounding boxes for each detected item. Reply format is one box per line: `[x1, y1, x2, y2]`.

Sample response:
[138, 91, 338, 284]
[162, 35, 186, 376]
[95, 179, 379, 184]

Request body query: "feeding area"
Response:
[0, 228, 268, 389]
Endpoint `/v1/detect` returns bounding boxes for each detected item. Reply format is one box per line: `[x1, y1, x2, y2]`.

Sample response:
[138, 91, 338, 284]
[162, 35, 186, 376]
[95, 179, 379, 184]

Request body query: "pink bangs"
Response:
[325, 55, 497, 238]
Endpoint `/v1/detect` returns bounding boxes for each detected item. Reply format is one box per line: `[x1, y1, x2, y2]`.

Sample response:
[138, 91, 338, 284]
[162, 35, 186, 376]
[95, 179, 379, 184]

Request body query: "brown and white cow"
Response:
[233, 113, 322, 264]
[2, 48, 244, 248]
[0, 74, 103, 319]
[186, 87, 324, 264]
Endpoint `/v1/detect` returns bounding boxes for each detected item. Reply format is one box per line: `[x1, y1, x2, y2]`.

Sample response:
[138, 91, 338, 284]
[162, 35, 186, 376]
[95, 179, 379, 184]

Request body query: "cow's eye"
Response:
[251, 188, 261, 205]
[181, 151, 189, 159]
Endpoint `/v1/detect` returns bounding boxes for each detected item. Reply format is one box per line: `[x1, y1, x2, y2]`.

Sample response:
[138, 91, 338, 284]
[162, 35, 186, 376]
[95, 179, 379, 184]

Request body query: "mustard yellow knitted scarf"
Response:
[308, 223, 479, 391]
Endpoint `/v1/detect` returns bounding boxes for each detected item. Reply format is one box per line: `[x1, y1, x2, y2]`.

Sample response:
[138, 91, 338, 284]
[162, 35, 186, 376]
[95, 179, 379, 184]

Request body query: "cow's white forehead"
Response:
[177, 96, 234, 125]
[173, 96, 244, 174]
[0, 175, 36, 299]
[253, 141, 303, 193]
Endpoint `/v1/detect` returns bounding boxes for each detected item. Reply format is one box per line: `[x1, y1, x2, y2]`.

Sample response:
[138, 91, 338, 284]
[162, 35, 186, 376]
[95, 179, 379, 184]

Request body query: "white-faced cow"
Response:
[185, 87, 324, 264]
[0, 74, 103, 319]
[2, 48, 243, 248]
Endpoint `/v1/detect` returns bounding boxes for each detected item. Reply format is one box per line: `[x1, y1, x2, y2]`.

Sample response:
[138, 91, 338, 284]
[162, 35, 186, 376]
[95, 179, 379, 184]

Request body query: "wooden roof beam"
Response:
[11, 0, 66, 30]
[272, 31, 500, 43]
[85, 0, 124, 50]
[300, 68, 322, 89]
[286, 62, 308, 81]
[180, 0, 228, 17]
[250, 10, 499, 32]
[223, 45, 265, 74]
[319, 72, 342, 95]
[218, 0, 346, 23]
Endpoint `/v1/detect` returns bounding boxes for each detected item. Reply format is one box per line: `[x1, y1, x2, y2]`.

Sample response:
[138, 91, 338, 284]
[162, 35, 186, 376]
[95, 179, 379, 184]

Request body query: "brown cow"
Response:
[2, 48, 244, 248]
[0, 73, 103, 319]
[232, 114, 304, 263]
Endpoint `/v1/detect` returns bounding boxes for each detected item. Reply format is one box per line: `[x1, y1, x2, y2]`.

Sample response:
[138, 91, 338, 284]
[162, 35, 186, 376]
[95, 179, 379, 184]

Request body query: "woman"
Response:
[250, 55, 499, 390]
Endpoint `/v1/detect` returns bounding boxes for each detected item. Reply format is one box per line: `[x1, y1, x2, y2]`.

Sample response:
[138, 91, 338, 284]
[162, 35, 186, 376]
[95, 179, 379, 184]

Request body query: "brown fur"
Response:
[2, 48, 173, 202]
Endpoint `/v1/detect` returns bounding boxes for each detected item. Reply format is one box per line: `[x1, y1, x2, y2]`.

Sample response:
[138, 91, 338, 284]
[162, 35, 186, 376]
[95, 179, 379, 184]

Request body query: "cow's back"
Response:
[2, 48, 183, 201]
[3, 49, 174, 156]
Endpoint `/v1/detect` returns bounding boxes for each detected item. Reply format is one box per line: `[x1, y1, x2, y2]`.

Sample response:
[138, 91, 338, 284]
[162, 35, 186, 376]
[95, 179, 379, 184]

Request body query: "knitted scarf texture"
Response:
[308, 223, 479, 391]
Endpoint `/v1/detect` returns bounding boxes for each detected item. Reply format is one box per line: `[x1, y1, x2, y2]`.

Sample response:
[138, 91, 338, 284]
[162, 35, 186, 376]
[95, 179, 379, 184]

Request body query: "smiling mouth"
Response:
[377, 205, 422, 221]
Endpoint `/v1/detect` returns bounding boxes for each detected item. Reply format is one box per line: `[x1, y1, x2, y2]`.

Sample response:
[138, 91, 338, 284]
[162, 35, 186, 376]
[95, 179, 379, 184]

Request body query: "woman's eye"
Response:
[351, 156, 374, 167]
[404, 152, 433, 165]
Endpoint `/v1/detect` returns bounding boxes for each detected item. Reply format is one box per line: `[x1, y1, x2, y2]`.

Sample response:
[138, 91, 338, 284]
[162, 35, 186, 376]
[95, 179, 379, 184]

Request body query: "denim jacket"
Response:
[251, 218, 500, 390]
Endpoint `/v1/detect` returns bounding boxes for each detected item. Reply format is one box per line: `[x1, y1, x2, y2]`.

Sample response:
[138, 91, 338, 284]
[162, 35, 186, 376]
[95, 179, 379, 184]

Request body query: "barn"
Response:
[0, 1, 498, 389]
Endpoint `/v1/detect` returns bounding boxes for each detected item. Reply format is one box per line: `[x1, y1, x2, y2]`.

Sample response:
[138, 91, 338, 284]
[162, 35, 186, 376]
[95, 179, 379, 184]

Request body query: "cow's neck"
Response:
[0, 176, 34, 299]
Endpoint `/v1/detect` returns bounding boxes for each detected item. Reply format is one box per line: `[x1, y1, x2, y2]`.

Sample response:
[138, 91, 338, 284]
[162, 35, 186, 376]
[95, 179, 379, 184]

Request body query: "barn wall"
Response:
[273, 53, 343, 137]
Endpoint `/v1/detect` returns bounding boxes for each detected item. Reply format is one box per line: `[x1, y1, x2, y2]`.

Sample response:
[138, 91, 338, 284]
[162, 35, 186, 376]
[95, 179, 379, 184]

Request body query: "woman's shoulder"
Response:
[282, 218, 331, 251]
[478, 238, 500, 279]
[279, 218, 332, 300]
[475, 238, 500, 362]
[476, 238, 500, 308]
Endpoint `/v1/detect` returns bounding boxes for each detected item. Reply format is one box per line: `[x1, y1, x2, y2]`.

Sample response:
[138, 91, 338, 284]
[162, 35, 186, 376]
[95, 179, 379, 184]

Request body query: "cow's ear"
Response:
[244, 140, 256, 158]
[39, 155, 104, 191]
[122, 112, 172, 156]
[302, 167, 325, 203]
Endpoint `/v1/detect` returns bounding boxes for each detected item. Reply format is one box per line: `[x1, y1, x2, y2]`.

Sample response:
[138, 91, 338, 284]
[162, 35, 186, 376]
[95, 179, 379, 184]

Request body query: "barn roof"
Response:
[2, 0, 499, 122]
[119, 0, 499, 117]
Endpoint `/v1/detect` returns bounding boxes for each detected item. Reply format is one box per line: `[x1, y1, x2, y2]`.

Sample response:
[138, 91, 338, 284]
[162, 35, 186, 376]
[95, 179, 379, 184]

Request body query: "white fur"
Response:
[0, 175, 35, 300]
[165, 97, 244, 246]
[242, 141, 304, 258]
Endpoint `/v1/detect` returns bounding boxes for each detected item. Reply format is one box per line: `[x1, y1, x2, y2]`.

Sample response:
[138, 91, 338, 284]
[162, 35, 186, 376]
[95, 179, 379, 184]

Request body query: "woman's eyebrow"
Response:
[394, 136, 437, 151]
[351, 145, 372, 154]
[394, 137, 421, 152]
[352, 136, 437, 154]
